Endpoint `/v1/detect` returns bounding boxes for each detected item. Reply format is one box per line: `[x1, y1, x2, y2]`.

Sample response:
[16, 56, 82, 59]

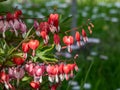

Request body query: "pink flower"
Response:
[8, 67, 25, 79]
[34, 20, 39, 30]
[25, 62, 35, 76]
[20, 22, 27, 37]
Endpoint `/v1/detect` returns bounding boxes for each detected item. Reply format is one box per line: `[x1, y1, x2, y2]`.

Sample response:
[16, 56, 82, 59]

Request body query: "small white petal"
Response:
[22, 32, 26, 38]
[5, 82, 9, 89]
[67, 45, 72, 53]
[39, 76, 42, 83]
[36, 31, 40, 36]
[48, 76, 54, 82]
[56, 44, 61, 52]
[83, 37, 88, 42]
[77, 41, 80, 47]
[59, 74, 64, 81]
[55, 74, 59, 83]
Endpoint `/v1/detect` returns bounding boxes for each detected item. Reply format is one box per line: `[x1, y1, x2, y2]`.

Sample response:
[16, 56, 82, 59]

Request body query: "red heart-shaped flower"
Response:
[13, 57, 24, 65]
[30, 81, 40, 89]
[28, 40, 39, 50]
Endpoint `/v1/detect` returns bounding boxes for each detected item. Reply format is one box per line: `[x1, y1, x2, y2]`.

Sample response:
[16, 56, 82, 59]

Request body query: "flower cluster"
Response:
[22, 39, 40, 59]
[25, 62, 78, 89]
[0, 8, 94, 90]
[0, 10, 27, 38]
[33, 13, 93, 53]
[0, 71, 14, 90]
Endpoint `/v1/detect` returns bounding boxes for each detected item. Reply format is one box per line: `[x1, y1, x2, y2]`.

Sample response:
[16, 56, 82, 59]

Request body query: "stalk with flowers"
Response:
[0, 5, 94, 90]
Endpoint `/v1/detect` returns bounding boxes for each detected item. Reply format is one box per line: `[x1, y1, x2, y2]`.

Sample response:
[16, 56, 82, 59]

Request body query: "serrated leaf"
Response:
[22, 76, 30, 81]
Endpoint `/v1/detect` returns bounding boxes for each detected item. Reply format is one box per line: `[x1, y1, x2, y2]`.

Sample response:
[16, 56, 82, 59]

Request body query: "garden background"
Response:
[0, 0, 120, 90]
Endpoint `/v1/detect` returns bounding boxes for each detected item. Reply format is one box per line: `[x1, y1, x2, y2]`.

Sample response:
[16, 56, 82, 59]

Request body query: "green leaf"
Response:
[31, 56, 38, 62]
[42, 44, 55, 54]
[5, 61, 14, 66]
[0, 86, 2, 90]
[0, 48, 4, 54]
[60, 15, 72, 24]
[24, 26, 33, 39]
[12, 52, 23, 57]
[22, 76, 30, 82]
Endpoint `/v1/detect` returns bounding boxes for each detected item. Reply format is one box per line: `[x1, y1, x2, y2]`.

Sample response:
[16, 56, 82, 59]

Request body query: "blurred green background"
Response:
[0, 0, 120, 90]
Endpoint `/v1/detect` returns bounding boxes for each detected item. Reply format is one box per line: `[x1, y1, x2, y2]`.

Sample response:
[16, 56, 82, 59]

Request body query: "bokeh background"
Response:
[0, 0, 120, 90]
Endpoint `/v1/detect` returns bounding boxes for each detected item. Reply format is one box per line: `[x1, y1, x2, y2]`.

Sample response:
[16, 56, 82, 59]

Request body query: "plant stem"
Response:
[80, 61, 94, 90]
[65, 19, 91, 34]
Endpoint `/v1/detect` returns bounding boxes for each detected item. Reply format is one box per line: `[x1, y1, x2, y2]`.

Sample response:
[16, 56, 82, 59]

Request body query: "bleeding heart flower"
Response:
[2, 21, 9, 38]
[13, 57, 25, 65]
[30, 81, 40, 89]
[0, 71, 11, 89]
[6, 12, 14, 20]
[39, 22, 50, 33]
[50, 83, 59, 90]
[25, 62, 35, 76]
[0, 72, 9, 82]
[34, 20, 39, 30]
[14, 10, 22, 19]
[8, 67, 25, 79]
[82, 29, 88, 42]
[63, 36, 74, 52]
[58, 63, 64, 81]
[20, 22, 27, 38]
[46, 65, 55, 82]
[48, 13, 59, 33]
[75, 31, 81, 46]
[54, 34, 61, 52]
[28, 39, 40, 56]
[63, 64, 71, 80]
[22, 42, 30, 59]
[88, 26, 92, 34]
[40, 30, 49, 44]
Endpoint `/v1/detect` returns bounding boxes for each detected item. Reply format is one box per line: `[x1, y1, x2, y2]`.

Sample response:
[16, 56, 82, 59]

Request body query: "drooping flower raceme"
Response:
[0, 10, 27, 38]
[0, 10, 94, 90]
